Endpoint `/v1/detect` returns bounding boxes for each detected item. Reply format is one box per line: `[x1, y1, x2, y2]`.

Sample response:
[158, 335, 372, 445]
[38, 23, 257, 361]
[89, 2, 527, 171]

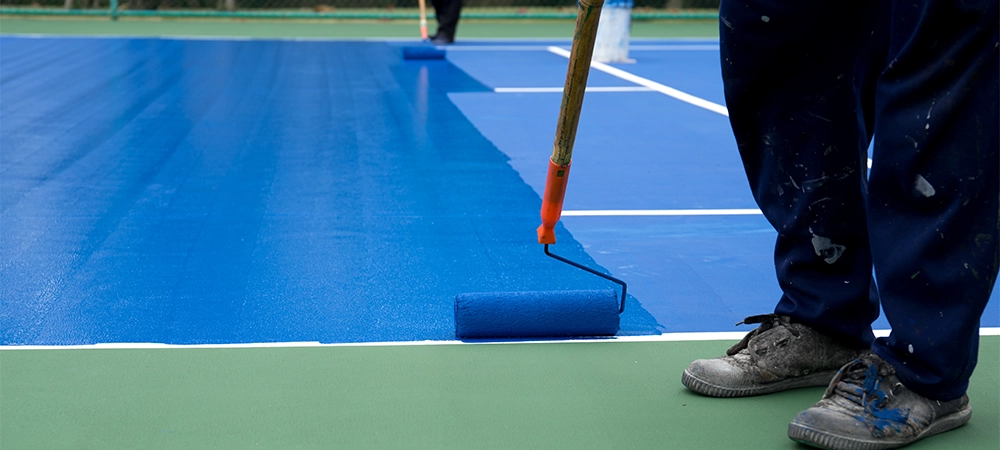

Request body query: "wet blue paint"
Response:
[0, 37, 661, 345]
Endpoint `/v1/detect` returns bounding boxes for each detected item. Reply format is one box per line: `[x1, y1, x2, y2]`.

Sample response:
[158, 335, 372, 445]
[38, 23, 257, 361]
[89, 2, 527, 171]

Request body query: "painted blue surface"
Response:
[0, 36, 661, 345]
[1, 37, 995, 345]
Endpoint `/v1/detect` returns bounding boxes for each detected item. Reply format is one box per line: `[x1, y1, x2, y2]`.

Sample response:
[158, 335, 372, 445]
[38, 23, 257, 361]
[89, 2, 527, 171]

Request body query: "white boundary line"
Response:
[441, 45, 555, 51]
[547, 46, 729, 117]
[447, 44, 720, 52]
[0, 35, 555, 44]
[629, 44, 720, 51]
[0, 33, 396, 42]
[3, 328, 998, 350]
[562, 209, 763, 217]
[0, 36, 720, 47]
[494, 86, 654, 93]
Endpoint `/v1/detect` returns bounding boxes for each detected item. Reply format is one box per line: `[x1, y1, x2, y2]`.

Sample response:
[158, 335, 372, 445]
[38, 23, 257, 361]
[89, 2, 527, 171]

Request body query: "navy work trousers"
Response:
[431, 0, 462, 41]
[719, 0, 998, 400]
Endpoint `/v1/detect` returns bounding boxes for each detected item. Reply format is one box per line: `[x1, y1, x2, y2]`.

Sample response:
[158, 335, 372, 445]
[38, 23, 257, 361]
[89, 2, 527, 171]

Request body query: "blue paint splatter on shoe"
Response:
[852, 359, 911, 436]
[790, 352, 973, 448]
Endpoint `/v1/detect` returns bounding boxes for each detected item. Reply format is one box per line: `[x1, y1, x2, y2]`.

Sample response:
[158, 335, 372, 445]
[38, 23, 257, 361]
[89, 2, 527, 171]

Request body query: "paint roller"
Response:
[402, 0, 447, 60]
[454, 0, 626, 340]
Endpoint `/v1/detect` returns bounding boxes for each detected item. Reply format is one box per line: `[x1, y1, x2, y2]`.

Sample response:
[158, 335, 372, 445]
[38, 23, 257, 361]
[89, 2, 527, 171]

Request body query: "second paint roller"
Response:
[402, 0, 447, 60]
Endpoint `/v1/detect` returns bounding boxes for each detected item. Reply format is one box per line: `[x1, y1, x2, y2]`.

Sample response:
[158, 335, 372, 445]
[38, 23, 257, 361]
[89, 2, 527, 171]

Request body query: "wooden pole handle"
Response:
[537, 0, 604, 244]
[550, 0, 604, 166]
[418, 0, 429, 40]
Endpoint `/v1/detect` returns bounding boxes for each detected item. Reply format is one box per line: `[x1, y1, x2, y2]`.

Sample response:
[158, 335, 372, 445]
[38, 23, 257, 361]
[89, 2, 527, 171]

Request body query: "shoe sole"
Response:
[681, 368, 839, 397]
[787, 406, 972, 450]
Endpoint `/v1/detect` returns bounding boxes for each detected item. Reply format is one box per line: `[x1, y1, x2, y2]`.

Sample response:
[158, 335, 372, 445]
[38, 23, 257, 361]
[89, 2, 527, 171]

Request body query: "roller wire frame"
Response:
[544, 244, 627, 314]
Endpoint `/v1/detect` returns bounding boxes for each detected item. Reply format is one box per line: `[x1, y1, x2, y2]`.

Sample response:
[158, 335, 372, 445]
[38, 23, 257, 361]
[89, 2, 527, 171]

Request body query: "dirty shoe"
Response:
[788, 353, 971, 450]
[681, 314, 864, 397]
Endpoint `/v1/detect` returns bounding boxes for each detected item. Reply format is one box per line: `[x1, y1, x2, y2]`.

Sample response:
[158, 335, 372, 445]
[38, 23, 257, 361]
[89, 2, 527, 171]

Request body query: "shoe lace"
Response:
[726, 314, 800, 356]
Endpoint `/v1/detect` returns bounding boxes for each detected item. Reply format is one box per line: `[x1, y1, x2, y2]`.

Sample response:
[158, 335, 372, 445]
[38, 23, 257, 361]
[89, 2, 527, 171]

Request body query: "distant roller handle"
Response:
[418, 0, 429, 40]
[537, 0, 604, 245]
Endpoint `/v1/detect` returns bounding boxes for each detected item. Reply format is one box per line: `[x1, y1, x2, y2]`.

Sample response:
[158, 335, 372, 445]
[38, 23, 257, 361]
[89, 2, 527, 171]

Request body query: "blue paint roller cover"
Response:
[403, 46, 446, 60]
[454, 290, 620, 339]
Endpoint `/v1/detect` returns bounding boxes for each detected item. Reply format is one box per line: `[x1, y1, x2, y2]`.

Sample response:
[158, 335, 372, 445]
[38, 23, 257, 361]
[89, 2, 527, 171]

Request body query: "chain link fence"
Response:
[0, 0, 719, 19]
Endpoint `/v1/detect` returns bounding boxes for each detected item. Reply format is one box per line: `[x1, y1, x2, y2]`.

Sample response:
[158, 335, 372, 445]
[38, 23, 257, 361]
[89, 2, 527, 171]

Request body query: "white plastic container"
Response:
[593, 0, 635, 63]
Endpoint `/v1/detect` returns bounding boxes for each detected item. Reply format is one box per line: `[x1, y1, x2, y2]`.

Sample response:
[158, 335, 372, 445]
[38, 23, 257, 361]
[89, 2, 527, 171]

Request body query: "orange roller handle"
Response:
[537, 159, 572, 244]
[536, 0, 602, 246]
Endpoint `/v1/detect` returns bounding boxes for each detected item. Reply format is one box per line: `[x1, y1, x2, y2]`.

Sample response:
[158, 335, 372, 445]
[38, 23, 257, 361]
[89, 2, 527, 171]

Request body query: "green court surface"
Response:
[2, 338, 997, 449]
[0, 16, 719, 39]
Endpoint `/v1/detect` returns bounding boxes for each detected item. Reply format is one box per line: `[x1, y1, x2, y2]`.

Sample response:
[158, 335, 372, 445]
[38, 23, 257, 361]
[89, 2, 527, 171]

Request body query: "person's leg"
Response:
[867, 0, 999, 402]
[789, 1, 998, 447]
[682, 0, 887, 397]
[721, 0, 886, 346]
[431, 0, 462, 43]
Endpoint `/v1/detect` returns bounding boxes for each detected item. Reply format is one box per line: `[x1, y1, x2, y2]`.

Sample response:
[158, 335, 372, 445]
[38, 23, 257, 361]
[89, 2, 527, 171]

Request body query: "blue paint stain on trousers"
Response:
[0, 37, 662, 345]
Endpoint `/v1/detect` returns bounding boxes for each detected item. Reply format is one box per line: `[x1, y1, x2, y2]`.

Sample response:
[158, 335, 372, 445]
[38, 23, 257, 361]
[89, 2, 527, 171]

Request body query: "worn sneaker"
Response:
[681, 314, 864, 397]
[788, 353, 971, 450]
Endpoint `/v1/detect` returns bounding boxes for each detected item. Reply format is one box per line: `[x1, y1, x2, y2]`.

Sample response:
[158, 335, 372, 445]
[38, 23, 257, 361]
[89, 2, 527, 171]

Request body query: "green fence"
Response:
[0, 0, 719, 21]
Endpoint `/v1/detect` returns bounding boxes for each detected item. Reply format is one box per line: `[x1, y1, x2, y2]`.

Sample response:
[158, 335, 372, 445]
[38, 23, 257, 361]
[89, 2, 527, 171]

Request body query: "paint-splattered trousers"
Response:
[719, 0, 999, 401]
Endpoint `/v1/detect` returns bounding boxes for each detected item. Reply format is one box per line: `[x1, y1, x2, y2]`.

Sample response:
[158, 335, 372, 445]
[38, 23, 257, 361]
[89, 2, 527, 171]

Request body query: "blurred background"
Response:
[0, 0, 719, 20]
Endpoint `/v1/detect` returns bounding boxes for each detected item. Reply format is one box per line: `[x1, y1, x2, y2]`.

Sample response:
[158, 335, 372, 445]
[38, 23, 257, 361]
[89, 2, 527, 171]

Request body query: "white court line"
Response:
[547, 46, 730, 117]
[442, 45, 555, 51]
[629, 44, 720, 51]
[562, 209, 763, 216]
[440, 44, 720, 52]
[494, 86, 654, 93]
[3, 328, 998, 350]
[0, 34, 399, 42]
